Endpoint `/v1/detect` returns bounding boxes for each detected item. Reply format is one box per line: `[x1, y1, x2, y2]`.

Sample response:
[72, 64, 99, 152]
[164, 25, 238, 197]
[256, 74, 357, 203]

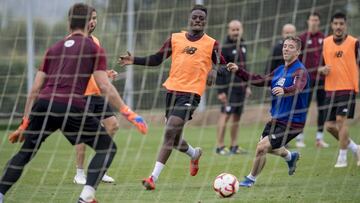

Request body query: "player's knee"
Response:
[325, 124, 337, 133]
[255, 143, 267, 156]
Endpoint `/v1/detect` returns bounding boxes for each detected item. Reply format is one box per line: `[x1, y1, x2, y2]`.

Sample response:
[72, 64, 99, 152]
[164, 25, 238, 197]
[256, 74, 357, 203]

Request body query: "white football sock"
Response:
[296, 133, 304, 142]
[77, 168, 85, 176]
[185, 145, 196, 159]
[247, 173, 256, 182]
[0, 192, 4, 203]
[316, 131, 324, 140]
[283, 150, 292, 161]
[339, 149, 347, 160]
[80, 185, 95, 201]
[348, 139, 358, 154]
[151, 161, 165, 182]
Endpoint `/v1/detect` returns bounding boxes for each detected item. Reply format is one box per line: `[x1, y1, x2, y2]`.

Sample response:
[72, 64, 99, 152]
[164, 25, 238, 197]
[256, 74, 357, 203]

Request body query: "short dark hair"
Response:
[284, 36, 302, 50]
[191, 4, 207, 16]
[331, 12, 346, 22]
[68, 3, 92, 30]
[90, 6, 96, 13]
[307, 11, 320, 20]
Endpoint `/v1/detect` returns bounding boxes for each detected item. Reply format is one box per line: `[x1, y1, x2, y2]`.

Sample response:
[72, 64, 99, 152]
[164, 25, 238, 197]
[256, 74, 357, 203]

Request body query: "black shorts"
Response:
[261, 121, 303, 149]
[86, 95, 115, 120]
[165, 91, 200, 121]
[220, 91, 245, 115]
[25, 99, 109, 146]
[325, 92, 356, 121]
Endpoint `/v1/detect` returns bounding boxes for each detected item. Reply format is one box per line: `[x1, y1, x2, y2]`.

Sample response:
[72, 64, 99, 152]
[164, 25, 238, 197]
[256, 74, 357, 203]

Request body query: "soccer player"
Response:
[297, 12, 328, 148]
[319, 12, 360, 168]
[118, 5, 226, 190]
[266, 24, 296, 74]
[215, 20, 251, 155]
[227, 36, 310, 187]
[1, 3, 147, 203]
[73, 6, 117, 185]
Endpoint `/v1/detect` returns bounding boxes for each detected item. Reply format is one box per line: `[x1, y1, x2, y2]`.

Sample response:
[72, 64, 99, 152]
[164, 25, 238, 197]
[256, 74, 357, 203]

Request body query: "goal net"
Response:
[0, 0, 359, 202]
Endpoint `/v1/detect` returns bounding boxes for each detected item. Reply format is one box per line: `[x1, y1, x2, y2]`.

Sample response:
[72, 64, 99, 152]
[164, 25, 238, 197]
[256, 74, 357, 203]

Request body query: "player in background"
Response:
[227, 36, 310, 187]
[215, 20, 251, 155]
[73, 6, 117, 185]
[296, 12, 328, 148]
[266, 24, 296, 74]
[318, 12, 360, 168]
[118, 4, 227, 190]
[2, 3, 147, 203]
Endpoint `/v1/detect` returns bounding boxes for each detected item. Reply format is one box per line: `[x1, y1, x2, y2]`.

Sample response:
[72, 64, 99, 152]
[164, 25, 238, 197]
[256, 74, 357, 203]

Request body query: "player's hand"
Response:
[217, 92, 227, 104]
[318, 65, 330, 75]
[246, 87, 252, 98]
[107, 69, 118, 81]
[226, 63, 238, 72]
[272, 87, 284, 96]
[118, 51, 134, 66]
[206, 69, 217, 86]
[120, 105, 148, 135]
[8, 117, 29, 143]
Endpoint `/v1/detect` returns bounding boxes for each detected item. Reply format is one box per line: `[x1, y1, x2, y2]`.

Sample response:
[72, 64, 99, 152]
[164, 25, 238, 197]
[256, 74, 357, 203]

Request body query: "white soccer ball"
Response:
[213, 173, 239, 198]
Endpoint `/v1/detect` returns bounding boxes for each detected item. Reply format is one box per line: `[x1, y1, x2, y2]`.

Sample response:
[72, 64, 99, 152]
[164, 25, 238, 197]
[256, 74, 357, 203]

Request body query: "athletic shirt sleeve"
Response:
[236, 66, 274, 87]
[356, 40, 359, 67]
[283, 68, 308, 94]
[38, 50, 50, 73]
[212, 41, 227, 65]
[133, 37, 172, 66]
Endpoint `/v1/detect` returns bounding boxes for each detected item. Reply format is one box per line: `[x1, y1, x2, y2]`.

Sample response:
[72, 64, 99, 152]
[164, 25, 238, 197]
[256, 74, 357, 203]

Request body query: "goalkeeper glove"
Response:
[8, 117, 30, 143]
[120, 105, 148, 135]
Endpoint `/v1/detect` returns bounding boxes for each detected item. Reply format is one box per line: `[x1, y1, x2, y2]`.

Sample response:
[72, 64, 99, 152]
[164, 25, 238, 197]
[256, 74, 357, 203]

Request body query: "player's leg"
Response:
[333, 94, 359, 167]
[99, 115, 119, 183]
[74, 144, 87, 184]
[228, 92, 246, 154]
[74, 96, 118, 185]
[296, 81, 315, 148]
[0, 133, 51, 196]
[142, 93, 201, 190]
[74, 96, 93, 185]
[0, 99, 56, 198]
[65, 110, 117, 202]
[216, 109, 230, 155]
[229, 111, 247, 154]
[315, 79, 329, 148]
[142, 115, 185, 190]
[78, 134, 116, 202]
[239, 136, 271, 187]
[171, 93, 202, 176]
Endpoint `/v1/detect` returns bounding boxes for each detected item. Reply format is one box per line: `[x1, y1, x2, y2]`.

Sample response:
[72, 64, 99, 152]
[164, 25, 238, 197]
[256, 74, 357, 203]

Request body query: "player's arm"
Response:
[207, 41, 227, 86]
[272, 69, 308, 96]
[318, 45, 331, 75]
[227, 63, 274, 87]
[216, 67, 229, 103]
[9, 53, 48, 143]
[118, 37, 172, 67]
[355, 40, 359, 67]
[94, 47, 148, 134]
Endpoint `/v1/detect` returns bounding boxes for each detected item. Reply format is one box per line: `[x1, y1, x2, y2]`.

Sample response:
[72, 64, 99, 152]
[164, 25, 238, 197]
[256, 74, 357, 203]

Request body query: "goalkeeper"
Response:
[0, 3, 147, 203]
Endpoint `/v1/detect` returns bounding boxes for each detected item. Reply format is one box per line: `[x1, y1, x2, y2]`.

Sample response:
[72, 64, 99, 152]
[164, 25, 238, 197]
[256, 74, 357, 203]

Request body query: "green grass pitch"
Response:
[0, 123, 359, 202]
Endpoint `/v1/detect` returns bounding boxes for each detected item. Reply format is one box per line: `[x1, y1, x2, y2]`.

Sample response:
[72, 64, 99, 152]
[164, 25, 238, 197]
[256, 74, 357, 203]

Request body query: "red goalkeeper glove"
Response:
[8, 117, 30, 143]
[120, 105, 148, 135]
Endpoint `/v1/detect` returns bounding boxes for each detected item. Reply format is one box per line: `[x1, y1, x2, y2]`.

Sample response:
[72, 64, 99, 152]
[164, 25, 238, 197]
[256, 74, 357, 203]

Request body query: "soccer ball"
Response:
[213, 173, 239, 198]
